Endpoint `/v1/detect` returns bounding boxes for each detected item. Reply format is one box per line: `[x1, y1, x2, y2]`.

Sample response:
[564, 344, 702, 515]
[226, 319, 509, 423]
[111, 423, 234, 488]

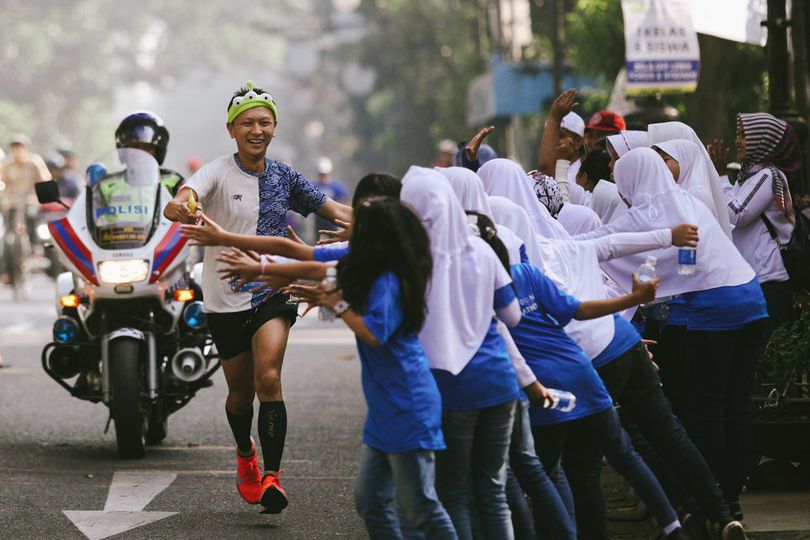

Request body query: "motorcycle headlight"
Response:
[183, 301, 208, 329]
[53, 316, 79, 343]
[36, 223, 51, 241]
[98, 259, 149, 284]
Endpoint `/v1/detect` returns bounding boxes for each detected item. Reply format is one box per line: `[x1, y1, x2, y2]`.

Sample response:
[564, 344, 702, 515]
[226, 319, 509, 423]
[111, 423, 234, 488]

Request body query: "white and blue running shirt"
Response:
[185, 154, 326, 313]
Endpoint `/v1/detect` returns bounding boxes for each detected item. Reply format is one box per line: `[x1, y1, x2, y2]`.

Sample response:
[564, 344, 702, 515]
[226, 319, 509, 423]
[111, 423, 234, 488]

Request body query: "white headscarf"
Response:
[488, 195, 615, 358]
[478, 158, 570, 240]
[440, 166, 524, 264]
[606, 130, 648, 158]
[489, 196, 543, 268]
[401, 166, 505, 375]
[590, 180, 628, 224]
[655, 139, 727, 218]
[648, 121, 733, 238]
[603, 148, 755, 298]
[558, 203, 603, 236]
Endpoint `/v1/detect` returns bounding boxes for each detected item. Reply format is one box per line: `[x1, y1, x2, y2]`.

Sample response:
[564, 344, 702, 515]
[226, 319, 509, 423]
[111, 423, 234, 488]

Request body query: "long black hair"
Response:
[465, 211, 511, 273]
[337, 197, 432, 333]
[352, 173, 401, 208]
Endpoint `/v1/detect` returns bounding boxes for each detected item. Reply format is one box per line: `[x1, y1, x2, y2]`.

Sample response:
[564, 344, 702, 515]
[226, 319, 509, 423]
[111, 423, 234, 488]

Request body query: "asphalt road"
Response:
[0, 275, 368, 539]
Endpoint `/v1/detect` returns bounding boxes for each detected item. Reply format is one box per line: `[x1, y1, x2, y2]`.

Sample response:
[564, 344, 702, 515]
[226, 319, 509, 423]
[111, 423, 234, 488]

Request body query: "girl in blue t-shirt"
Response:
[468, 211, 692, 539]
[219, 196, 456, 538]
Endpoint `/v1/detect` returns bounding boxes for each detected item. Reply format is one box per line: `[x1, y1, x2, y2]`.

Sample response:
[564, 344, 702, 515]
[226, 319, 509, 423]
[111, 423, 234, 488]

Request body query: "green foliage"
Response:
[760, 297, 810, 392]
[345, 0, 488, 175]
[0, 0, 304, 159]
[566, 0, 625, 84]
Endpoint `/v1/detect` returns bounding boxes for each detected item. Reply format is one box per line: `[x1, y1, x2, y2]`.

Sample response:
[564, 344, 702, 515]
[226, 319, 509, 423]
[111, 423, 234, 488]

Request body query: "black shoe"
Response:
[681, 513, 710, 540]
[726, 500, 744, 522]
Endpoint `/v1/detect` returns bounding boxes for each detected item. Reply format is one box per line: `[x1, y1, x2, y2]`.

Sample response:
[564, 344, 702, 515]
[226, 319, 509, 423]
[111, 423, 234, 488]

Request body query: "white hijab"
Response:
[606, 130, 648, 158]
[478, 158, 570, 240]
[590, 180, 628, 224]
[655, 138, 727, 218]
[489, 196, 543, 268]
[488, 195, 616, 358]
[401, 166, 503, 375]
[602, 148, 754, 298]
[558, 203, 603, 236]
[648, 121, 733, 239]
[439, 166, 524, 264]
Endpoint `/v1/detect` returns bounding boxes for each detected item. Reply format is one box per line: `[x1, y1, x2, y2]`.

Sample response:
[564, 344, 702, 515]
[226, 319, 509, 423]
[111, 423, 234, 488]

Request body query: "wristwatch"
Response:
[333, 300, 350, 317]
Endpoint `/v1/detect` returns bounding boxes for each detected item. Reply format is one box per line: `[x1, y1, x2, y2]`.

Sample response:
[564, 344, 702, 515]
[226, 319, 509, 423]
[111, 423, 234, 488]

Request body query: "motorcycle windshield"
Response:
[90, 148, 160, 250]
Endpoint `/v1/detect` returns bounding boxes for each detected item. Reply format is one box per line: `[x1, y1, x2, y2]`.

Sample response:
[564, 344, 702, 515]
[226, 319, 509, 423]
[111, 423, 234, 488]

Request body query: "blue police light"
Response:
[53, 316, 79, 344]
[183, 301, 207, 329]
[85, 162, 108, 187]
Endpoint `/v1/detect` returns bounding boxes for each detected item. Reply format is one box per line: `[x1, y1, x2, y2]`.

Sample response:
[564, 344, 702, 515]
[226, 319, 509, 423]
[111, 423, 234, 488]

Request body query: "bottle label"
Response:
[678, 249, 696, 265]
[229, 278, 267, 293]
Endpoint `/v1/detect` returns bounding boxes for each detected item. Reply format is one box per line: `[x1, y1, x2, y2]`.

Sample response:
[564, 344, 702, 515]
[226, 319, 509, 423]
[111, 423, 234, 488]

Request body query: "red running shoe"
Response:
[236, 437, 262, 504]
[260, 470, 288, 514]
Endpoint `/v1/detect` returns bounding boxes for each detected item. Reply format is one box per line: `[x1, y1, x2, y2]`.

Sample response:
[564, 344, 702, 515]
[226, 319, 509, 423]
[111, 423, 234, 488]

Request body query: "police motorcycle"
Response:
[35, 148, 219, 459]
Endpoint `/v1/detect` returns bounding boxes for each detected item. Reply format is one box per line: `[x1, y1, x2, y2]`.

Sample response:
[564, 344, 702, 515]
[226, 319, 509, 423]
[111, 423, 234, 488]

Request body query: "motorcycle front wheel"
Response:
[110, 338, 147, 459]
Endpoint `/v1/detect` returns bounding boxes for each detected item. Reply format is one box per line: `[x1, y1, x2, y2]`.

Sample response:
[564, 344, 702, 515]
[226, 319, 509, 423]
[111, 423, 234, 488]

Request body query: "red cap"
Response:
[585, 110, 626, 133]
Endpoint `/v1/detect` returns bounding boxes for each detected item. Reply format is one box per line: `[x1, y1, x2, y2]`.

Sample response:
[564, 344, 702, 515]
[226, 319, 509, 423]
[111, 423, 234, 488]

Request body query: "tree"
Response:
[0, 0, 309, 159]
[341, 0, 489, 175]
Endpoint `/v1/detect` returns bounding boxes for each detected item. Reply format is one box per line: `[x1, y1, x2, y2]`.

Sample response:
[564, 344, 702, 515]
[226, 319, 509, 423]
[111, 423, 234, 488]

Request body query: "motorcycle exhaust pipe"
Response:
[171, 348, 207, 383]
[48, 346, 80, 379]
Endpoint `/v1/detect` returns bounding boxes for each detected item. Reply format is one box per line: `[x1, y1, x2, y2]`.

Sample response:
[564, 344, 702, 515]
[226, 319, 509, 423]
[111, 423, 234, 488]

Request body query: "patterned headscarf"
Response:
[529, 170, 565, 218]
[738, 112, 801, 219]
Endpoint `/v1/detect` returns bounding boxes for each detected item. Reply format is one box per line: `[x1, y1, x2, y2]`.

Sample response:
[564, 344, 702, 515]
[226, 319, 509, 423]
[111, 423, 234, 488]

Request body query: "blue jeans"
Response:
[355, 445, 457, 539]
[508, 399, 576, 540]
[436, 400, 517, 540]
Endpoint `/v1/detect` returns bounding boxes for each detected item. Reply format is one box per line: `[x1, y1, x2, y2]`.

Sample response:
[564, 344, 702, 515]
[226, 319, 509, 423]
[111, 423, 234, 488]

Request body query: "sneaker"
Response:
[236, 437, 262, 504]
[720, 521, 747, 540]
[259, 470, 288, 514]
[666, 527, 690, 540]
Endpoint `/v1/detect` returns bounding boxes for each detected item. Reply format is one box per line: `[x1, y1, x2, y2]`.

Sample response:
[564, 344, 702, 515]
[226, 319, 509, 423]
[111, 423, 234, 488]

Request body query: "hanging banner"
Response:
[622, 0, 700, 94]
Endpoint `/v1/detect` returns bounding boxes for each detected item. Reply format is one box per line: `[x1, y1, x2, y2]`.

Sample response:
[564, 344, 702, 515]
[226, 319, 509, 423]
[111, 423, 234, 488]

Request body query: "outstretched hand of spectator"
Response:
[465, 126, 495, 162]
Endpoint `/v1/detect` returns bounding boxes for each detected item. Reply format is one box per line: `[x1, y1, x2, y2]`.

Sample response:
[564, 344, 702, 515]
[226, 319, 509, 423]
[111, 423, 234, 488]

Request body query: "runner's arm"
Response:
[315, 198, 353, 225]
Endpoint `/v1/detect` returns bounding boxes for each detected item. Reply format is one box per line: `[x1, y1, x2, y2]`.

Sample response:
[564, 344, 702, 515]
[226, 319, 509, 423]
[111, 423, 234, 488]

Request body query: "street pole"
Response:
[765, 0, 809, 192]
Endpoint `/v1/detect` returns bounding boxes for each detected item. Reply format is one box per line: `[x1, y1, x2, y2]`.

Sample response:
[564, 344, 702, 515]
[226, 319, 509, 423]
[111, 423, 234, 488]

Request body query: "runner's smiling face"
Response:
[227, 107, 276, 160]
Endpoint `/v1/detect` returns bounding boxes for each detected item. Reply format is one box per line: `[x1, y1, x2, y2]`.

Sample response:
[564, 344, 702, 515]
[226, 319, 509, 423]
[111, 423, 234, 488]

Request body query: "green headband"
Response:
[227, 81, 279, 124]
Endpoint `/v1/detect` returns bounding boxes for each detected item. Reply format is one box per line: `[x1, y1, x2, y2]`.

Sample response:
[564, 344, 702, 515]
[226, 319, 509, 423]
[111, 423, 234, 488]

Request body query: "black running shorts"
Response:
[207, 294, 298, 360]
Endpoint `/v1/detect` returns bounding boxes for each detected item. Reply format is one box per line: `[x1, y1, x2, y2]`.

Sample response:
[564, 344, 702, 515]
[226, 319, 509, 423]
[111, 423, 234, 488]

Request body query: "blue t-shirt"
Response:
[431, 285, 521, 411]
[357, 272, 445, 453]
[592, 314, 642, 369]
[313, 245, 350, 262]
[684, 277, 768, 331]
[665, 296, 689, 327]
[519, 244, 529, 264]
[506, 263, 613, 426]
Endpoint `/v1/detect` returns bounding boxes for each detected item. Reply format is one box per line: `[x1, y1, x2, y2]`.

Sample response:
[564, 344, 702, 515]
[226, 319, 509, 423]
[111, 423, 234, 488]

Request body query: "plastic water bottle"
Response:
[636, 255, 658, 283]
[544, 389, 577, 412]
[319, 266, 338, 322]
[677, 247, 697, 275]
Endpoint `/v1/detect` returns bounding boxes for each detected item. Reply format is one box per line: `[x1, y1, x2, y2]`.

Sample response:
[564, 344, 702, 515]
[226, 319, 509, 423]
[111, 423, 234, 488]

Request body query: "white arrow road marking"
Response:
[63, 471, 177, 539]
[62, 511, 176, 540]
[103, 471, 177, 511]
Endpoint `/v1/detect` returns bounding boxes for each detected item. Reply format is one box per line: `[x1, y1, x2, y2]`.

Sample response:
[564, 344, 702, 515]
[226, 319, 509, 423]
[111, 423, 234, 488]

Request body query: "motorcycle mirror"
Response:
[35, 180, 68, 209]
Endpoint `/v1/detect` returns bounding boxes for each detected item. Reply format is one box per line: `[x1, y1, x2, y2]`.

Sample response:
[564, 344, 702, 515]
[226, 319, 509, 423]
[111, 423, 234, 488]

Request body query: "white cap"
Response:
[561, 112, 585, 137]
[317, 156, 333, 175]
